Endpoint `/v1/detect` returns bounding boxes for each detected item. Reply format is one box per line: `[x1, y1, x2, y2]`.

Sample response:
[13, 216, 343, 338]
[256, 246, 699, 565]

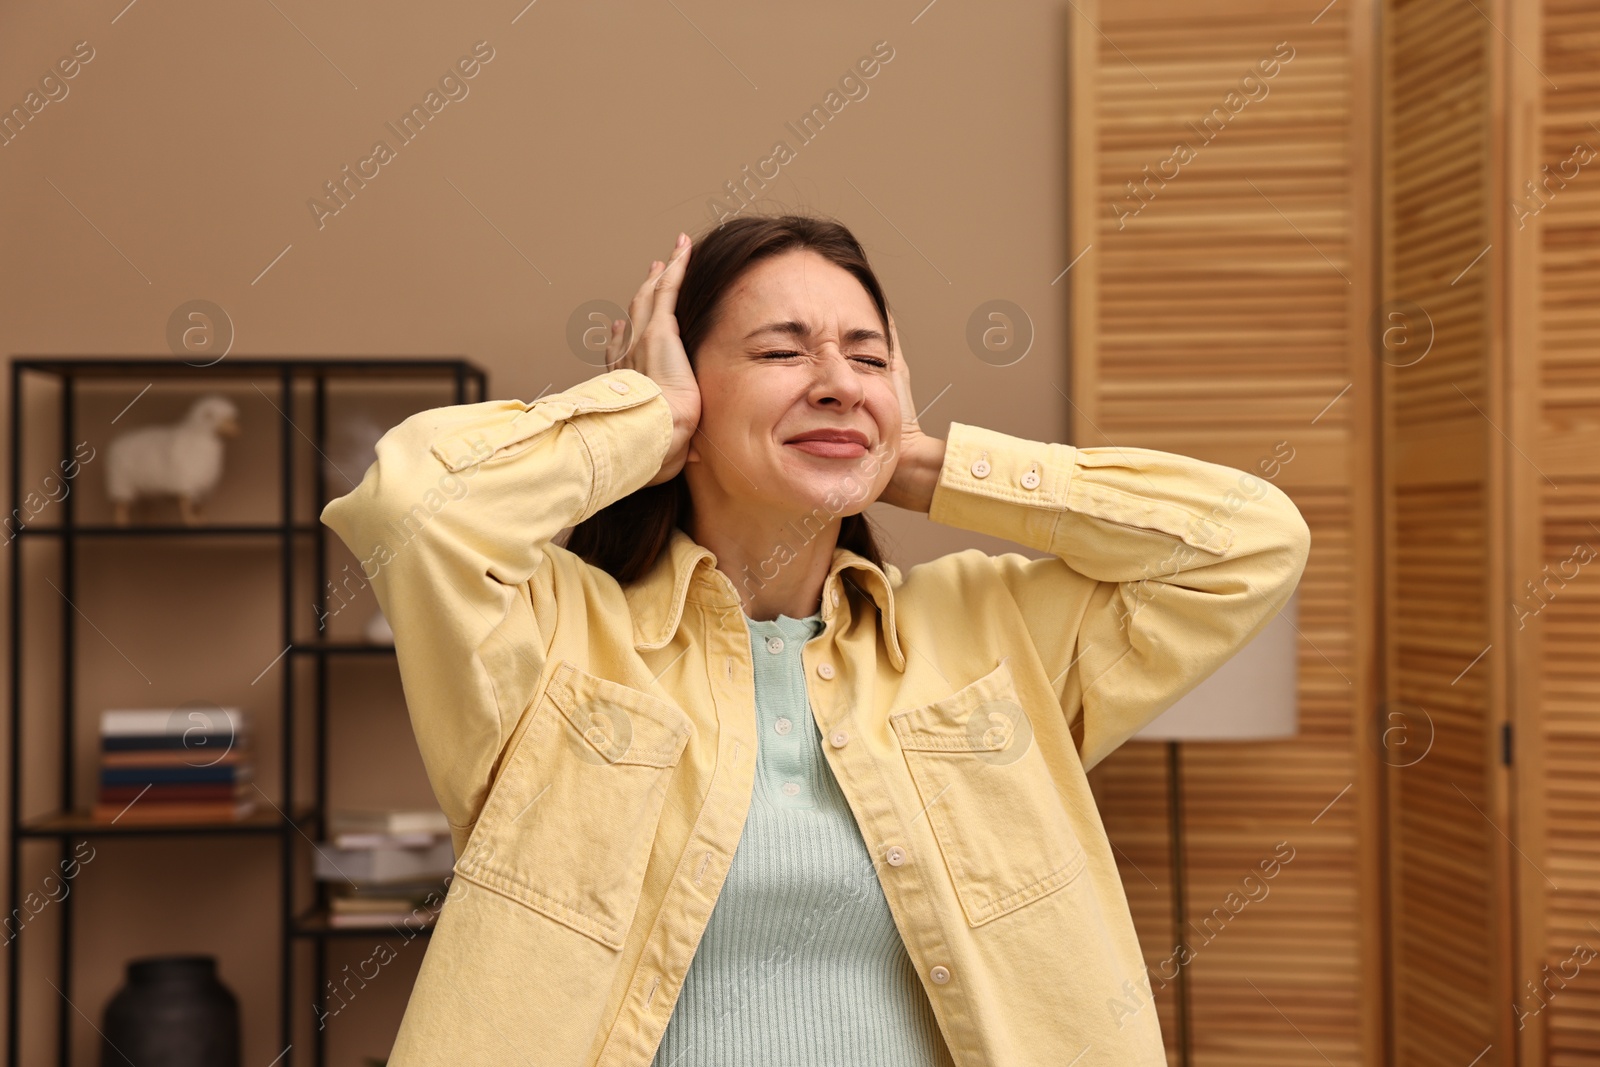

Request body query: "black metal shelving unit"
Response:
[6, 357, 488, 1066]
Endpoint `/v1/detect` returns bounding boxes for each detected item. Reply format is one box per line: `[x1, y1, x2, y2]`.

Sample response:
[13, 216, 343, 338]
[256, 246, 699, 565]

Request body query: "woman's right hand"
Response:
[607, 232, 701, 488]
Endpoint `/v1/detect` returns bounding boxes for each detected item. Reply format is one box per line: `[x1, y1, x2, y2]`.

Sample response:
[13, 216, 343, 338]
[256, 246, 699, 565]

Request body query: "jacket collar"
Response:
[625, 526, 907, 671]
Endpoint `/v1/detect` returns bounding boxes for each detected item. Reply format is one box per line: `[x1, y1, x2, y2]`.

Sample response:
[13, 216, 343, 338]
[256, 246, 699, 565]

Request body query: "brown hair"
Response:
[559, 212, 892, 586]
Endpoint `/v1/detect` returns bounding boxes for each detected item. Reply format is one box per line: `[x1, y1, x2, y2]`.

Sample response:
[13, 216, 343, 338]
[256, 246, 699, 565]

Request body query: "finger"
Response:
[627, 259, 664, 348]
[651, 236, 693, 321]
[604, 318, 626, 369]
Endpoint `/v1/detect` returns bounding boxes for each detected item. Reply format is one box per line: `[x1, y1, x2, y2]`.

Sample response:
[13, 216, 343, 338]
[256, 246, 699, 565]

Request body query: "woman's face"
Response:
[683, 248, 899, 531]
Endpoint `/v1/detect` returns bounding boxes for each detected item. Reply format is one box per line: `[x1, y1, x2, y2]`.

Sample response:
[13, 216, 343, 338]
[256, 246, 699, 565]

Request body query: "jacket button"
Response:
[971, 457, 990, 478]
[1021, 468, 1041, 489]
[886, 845, 906, 866]
[774, 717, 792, 735]
[817, 663, 835, 679]
[930, 965, 950, 984]
[829, 730, 849, 748]
[608, 379, 629, 393]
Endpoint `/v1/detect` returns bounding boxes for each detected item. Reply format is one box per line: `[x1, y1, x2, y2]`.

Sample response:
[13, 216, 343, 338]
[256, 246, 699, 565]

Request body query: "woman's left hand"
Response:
[878, 310, 944, 512]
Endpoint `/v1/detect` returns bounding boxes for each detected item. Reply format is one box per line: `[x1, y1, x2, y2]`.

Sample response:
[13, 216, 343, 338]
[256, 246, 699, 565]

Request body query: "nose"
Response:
[807, 349, 866, 409]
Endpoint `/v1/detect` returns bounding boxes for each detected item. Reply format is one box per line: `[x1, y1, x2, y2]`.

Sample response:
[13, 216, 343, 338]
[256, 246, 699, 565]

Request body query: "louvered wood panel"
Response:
[1183, 488, 1364, 1067]
[1538, 489, 1600, 1067]
[1072, 2, 1379, 1064]
[1516, 0, 1600, 1063]
[1382, 0, 1512, 1062]
[1084, 742, 1181, 1047]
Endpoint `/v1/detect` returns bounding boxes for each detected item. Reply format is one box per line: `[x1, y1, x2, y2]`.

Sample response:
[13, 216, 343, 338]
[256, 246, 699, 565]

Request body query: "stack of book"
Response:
[94, 707, 255, 823]
[315, 809, 454, 929]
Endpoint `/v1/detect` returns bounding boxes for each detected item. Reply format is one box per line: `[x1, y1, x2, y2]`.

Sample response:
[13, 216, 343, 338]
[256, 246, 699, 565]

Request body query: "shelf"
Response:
[291, 643, 397, 657]
[19, 806, 316, 838]
[13, 357, 478, 380]
[9, 356, 489, 1066]
[292, 907, 437, 939]
[14, 523, 326, 539]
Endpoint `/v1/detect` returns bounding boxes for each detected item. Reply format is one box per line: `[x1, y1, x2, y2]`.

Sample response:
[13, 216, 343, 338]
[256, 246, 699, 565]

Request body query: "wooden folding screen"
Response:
[1380, 0, 1600, 1063]
[1379, 0, 1515, 1063]
[1070, 1, 1381, 1064]
[1507, 1, 1600, 1064]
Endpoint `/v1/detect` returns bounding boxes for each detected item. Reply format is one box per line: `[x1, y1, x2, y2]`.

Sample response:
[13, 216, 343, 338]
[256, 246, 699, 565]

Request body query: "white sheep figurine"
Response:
[106, 395, 241, 526]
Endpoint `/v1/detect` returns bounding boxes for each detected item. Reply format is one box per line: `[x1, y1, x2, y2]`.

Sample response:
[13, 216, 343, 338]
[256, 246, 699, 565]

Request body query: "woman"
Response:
[320, 214, 1311, 1067]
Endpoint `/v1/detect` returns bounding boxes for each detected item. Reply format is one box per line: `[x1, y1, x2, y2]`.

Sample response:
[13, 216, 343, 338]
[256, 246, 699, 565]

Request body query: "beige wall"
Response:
[1, 2, 1078, 1062]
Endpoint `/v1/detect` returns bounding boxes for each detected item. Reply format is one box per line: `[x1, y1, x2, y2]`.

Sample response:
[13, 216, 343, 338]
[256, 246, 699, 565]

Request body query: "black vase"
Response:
[101, 955, 240, 1067]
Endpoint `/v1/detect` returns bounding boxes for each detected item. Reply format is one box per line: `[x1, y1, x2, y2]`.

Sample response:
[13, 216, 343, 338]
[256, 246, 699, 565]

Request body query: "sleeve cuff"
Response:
[927, 422, 1237, 558]
[928, 421, 1077, 553]
[570, 370, 675, 520]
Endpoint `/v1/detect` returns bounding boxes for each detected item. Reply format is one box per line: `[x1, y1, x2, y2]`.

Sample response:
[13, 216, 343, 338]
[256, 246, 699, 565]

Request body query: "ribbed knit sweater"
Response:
[650, 610, 952, 1067]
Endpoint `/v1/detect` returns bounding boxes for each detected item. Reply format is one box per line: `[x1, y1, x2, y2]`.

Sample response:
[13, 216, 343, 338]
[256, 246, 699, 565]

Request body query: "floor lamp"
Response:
[1130, 589, 1300, 1067]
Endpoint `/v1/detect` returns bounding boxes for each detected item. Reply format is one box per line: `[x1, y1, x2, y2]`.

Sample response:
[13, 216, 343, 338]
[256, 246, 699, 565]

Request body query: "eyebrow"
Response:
[743, 320, 887, 347]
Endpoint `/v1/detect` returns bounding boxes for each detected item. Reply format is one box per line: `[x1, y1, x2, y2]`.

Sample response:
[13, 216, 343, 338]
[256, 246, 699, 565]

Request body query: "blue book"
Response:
[100, 765, 254, 786]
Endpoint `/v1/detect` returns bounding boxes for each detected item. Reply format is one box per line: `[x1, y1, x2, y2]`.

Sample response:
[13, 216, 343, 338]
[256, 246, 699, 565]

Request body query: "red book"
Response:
[98, 783, 252, 803]
[91, 799, 257, 824]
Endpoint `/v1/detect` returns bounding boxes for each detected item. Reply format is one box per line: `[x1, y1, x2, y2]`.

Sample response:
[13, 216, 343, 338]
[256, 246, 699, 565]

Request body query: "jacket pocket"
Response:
[889, 657, 1087, 927]
[453, 659, 693, 950]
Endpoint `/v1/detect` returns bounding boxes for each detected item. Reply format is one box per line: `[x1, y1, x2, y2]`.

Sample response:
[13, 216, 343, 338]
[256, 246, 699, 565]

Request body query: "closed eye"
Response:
[759, 351, 888, 368]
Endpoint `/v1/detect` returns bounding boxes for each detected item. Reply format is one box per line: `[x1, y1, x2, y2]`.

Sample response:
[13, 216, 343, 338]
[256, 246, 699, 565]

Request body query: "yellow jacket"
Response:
[320, 366, 1311, 1066]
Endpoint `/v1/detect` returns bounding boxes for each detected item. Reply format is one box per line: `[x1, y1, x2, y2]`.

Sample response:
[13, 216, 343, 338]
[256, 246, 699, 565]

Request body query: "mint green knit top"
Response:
[650, 610, 951, 1067]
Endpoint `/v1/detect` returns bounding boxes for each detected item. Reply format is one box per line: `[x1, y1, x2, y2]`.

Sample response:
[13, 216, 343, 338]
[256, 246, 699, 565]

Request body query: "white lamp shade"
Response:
[1132, 588, 1300, 742]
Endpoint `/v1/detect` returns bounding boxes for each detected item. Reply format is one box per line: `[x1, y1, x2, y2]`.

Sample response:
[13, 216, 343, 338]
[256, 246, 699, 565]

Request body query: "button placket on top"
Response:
[743, 611, 826, 809]
[788, 606, 956, 1002]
